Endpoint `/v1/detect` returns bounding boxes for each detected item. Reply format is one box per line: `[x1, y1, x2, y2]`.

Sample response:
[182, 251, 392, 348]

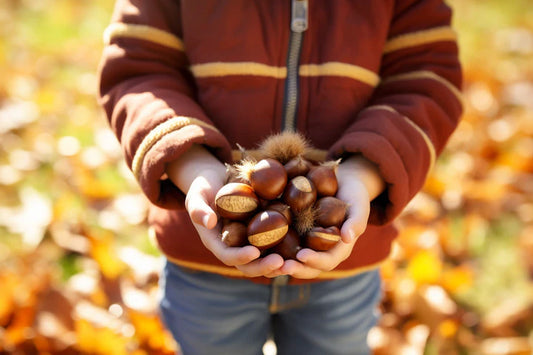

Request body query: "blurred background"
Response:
[0, 0, 532, 354]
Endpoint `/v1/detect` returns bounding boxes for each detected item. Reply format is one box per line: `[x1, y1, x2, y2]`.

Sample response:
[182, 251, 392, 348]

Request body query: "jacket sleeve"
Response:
[97, 0, 232, 209]
[328, 0, 463, 225]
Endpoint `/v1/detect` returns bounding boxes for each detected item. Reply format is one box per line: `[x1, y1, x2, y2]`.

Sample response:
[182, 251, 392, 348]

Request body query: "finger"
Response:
[340, 201, 369, 243]
[194, 223, 261, 265]
[235, 253, 285, 278]
[280, 259, 322, 279]
[295, 240, 354, 271]
[186, 190, 218, 228]
[336, 179, 370, 243]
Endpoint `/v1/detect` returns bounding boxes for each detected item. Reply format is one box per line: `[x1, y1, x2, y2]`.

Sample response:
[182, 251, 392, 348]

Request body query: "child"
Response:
[98, 1, 463, 354]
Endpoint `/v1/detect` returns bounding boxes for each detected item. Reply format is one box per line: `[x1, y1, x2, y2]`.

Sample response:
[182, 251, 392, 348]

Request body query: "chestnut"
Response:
[315, 196, 348, 228]
[284, 156, 312, 179]
[249, 158, 288, 200]
[215, 182, 259, 220]
[306, 162, 338, 197]
[247, 210, 289, 250]
[220, 220, 248, 247]
[265, 201, 292, 225]
[271, 228, 302, 260]
[306, 226, 341, 251]
[283, 176, 317, 212]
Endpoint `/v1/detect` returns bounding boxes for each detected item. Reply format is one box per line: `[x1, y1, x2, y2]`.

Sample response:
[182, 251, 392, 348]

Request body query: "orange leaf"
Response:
[87, 229, 127, 279]
[438, 319, 459, 338]
[442, 265, 474, 294]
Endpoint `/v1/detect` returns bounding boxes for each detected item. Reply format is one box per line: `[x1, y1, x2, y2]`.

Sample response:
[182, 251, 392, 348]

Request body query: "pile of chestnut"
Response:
[215, 155, 347, 260]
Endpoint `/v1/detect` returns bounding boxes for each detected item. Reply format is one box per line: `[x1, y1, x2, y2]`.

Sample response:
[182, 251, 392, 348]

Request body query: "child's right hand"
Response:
[185, 170, 287, 278]
[167, 144, 287, 278]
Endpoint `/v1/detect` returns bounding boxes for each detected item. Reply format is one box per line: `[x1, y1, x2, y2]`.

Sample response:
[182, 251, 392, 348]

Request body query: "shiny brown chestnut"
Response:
[306, 163, 338, 197]
[215, 182, 259, 220]
[249, 158, 288, 200]
[315, 196, 348, 228]
[266, 201, 292, 225]
[220, 220, 248, 247]
[282, 176, 317, 212]
[247, 210, 289, 250]
[306, 226, 341, 251]
[271, 228, 302, 260]
[284, 156, 312, 179]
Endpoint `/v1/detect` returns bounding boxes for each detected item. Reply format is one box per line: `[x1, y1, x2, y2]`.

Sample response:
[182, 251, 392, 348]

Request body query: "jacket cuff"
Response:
[328, 109, 432, 225]
[132, 117, 233, 209]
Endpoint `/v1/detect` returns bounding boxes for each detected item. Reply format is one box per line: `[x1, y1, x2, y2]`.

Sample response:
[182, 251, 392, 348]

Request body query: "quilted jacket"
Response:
[98, 0, 463, 284]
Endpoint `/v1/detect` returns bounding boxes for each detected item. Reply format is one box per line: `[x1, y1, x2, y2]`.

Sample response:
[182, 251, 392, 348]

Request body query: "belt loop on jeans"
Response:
[269, 275, 290, 313]
[271, 275, 290, 286]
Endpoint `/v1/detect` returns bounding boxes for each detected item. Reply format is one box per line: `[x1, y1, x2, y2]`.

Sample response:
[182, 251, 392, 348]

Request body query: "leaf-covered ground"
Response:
[0, 1, 532, 354]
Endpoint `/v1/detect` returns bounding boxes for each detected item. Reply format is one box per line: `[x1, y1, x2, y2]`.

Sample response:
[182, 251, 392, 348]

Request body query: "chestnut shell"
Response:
[306, 165, 338, 197]
[247, 210, 289, 250]
[249, 158, 288, 200]
[215, 182, 259, 220]
[306, 226, 341, 251]
[271, 228, 301, 260]
[220, 220, 248, 247]
[315, 196, 347, 228]
[284, 156, 312, 179]
[282, 176, 317, 212]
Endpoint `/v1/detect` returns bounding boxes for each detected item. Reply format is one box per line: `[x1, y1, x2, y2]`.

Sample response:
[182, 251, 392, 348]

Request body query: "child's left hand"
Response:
[279, 176, 370, 278]
[279, 155, 384, 279]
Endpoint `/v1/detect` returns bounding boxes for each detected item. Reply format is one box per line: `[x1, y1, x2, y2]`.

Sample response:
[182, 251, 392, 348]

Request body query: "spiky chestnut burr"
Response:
[257, 131, 310, 164]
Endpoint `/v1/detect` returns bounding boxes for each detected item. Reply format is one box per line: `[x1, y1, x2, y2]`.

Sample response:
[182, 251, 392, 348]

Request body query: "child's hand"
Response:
[279, 155, 384, 279]
[185, 170, 287, 277]
[167, 144, 288, 278]
[279, 177, 369, 278]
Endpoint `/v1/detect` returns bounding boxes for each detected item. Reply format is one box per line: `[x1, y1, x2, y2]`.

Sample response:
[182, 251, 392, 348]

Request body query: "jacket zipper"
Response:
[282, 0, 308, 132]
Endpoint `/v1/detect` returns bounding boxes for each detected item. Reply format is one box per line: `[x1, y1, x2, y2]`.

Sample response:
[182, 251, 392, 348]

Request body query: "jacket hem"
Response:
[162, 253, 388, 284]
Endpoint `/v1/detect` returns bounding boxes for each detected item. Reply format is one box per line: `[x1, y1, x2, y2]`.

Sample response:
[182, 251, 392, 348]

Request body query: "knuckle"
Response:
[321, 263, 336, 272]
[217, 252, 239, 267]
[219, 257, 235, 267]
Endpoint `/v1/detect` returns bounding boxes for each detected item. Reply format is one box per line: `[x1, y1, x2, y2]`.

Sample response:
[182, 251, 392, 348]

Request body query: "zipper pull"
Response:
[291, 0, 308, 32]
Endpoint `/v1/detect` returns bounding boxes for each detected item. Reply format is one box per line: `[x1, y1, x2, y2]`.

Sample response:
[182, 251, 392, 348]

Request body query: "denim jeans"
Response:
[159, 260, 382, 355]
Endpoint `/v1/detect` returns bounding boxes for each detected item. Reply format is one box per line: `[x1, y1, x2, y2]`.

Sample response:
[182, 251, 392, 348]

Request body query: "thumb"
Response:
[186, 193, 218, 229]
[340, 216, 365, 243]
[191, 207, 218, 229]
[340, 201, 369, 243]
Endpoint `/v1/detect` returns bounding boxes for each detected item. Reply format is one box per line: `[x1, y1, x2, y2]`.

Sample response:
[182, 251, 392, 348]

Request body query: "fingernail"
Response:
[202, 214, 211, 227]
[296, 251, 307, 263]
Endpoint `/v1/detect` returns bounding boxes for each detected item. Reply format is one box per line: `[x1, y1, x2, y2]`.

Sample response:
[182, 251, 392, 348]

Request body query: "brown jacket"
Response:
[98, 0, 463, 284]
